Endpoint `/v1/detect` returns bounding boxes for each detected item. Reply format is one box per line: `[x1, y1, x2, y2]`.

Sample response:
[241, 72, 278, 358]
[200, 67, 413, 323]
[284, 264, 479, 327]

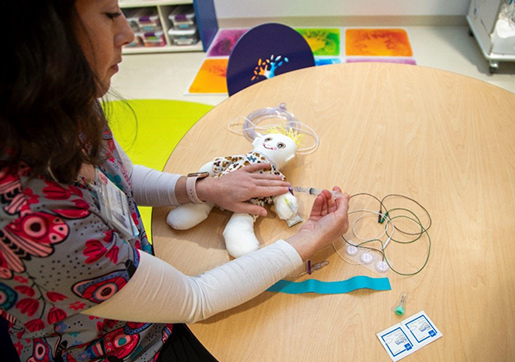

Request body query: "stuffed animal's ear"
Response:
[252, 136, 263, 148]
[285, 154, 295, 164]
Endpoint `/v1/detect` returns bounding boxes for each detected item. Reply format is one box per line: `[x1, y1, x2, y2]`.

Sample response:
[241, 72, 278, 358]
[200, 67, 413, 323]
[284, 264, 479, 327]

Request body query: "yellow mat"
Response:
[103, 99, 213, 241]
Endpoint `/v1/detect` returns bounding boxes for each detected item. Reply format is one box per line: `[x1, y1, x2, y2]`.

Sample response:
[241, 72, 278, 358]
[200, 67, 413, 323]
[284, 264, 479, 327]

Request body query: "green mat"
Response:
[102, 99, 213, 241]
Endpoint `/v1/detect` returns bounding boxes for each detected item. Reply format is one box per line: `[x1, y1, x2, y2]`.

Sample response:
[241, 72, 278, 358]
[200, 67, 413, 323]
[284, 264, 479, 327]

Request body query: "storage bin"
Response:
[139, 13, 161, 32]
[143, 31, 166, 47]
[168, 5, 196, 30]
[125, 34, 144, 48]
[125, 16, 140, 32]
[168, 28, 198, 45]
[123, 7, 161, 33]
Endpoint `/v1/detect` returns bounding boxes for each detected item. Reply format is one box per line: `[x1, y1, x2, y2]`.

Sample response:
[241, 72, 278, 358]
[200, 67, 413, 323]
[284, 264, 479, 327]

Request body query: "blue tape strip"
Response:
[267, 276, 391, 294]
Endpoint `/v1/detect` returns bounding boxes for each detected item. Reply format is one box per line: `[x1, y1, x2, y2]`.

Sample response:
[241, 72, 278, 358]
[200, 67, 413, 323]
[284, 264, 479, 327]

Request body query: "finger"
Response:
[335, 192, 350, 214]
[341, 192, 350, 210]
[311, 191, 329, 217]
[240, 188, 289, 202]
[332, 186, 343, 197]
[321, 190, 331, 215]
[252, 185, 291, 196]
[253, 178, 290, 186]
[240, 163, 273, 173]
[330, 187, 344, 210]
[238, 204, 267, 217]
[254, 186, 291, 197]
[251, 173, 286, 182]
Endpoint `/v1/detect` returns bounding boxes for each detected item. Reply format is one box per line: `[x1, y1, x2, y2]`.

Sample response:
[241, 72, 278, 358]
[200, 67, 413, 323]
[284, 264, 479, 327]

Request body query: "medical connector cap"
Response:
[394, 293, 407, 316]
[286, 214, 303, 227]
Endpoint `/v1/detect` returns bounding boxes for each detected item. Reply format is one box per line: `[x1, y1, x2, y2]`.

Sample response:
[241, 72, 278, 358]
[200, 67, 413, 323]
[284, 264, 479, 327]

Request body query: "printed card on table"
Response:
[377, 311, 442, 361]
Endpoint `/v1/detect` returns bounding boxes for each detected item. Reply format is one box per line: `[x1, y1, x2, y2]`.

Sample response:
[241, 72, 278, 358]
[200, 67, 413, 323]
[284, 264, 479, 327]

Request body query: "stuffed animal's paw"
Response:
[167, 203, 214, 230]
[223, 213, 260, 257]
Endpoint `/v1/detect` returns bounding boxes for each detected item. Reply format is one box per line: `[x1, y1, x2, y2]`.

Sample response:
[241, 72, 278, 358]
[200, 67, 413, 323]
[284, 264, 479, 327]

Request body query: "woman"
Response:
[0, 1, 350, 361]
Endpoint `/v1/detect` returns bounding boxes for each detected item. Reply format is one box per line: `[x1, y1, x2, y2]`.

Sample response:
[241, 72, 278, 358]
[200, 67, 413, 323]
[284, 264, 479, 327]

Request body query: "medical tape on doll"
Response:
[267, 276, 391, 294]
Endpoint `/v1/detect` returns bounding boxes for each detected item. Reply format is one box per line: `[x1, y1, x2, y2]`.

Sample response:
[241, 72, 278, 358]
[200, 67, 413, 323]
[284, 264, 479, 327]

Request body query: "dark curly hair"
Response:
[0, 0, 107, 183]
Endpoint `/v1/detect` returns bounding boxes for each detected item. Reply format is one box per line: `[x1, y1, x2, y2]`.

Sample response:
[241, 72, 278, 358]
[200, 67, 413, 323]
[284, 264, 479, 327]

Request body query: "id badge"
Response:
[95, 168, 139, 240]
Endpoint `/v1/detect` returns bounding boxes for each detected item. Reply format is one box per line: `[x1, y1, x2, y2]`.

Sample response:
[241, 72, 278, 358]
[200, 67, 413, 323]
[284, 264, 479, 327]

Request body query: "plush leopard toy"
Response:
[167, 133, 300, 258]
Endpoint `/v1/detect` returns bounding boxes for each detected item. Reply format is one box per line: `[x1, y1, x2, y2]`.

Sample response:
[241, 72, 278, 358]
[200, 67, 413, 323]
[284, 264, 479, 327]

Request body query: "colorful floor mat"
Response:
[345, 28, 413, 57]
[187, 27, 416, 95]
[188, 58, 229, 94]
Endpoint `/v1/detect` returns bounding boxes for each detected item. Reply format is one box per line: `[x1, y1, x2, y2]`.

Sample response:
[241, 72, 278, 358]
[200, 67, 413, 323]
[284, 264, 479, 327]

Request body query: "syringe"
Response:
[292, 186, 343, 199]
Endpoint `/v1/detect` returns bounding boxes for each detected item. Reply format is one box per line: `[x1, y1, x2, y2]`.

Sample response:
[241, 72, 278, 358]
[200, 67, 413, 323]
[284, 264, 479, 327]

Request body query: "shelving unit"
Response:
[120, 0, 218, 54]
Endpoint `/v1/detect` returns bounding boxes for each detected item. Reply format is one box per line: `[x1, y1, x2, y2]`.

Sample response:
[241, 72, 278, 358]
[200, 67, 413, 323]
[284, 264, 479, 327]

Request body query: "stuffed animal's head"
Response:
[252, 133, 297, 169]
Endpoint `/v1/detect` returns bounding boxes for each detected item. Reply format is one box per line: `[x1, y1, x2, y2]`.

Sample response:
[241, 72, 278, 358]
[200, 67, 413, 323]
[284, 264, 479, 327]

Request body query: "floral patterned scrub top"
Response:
[0, 128, 173, 362]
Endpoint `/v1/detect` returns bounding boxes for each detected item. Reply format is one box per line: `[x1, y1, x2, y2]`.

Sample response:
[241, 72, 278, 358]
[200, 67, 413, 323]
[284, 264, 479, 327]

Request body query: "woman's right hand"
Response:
[286, 187, 350, 261]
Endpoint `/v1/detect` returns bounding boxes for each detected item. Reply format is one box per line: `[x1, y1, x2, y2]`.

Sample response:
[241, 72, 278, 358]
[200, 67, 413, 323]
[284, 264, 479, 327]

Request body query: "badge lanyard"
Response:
[95, 168, 139, 240]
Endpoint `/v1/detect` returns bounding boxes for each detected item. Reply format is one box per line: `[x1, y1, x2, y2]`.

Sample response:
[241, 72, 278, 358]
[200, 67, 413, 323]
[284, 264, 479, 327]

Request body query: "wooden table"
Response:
[152, 63, 515, 361]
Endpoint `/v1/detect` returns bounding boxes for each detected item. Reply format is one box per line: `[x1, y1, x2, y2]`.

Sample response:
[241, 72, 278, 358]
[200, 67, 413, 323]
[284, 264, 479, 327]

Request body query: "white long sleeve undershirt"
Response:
[113, 138, 181, 207]
[131, 164, 181, 206]
[82, 240, 302, 323]
[82, 140, 303, 323]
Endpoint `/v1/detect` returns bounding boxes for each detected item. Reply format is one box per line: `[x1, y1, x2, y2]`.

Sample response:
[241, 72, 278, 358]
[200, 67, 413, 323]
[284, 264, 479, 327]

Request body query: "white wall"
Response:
[214, 0, 471, 19]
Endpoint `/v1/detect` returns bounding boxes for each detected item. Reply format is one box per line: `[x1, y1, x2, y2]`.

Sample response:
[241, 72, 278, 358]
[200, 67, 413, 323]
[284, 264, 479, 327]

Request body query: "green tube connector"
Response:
[394, 293, 407, 316]
[379, 211, 389, 224]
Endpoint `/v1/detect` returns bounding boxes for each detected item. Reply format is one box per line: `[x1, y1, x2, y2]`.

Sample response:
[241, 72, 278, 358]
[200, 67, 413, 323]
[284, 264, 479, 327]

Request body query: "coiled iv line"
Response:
[333, 193, 432, 276]
[228, 103, 320, 154]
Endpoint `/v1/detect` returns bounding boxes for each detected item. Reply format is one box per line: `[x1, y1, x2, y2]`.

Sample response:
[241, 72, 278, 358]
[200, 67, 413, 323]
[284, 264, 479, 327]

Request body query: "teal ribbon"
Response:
[267, 276, 391, 294]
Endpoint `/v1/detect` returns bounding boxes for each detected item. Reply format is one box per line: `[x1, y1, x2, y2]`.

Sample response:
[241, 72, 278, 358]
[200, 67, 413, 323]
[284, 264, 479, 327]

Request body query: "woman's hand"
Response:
[196, 163, 290, 216]
[286, 187, 350, 261]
